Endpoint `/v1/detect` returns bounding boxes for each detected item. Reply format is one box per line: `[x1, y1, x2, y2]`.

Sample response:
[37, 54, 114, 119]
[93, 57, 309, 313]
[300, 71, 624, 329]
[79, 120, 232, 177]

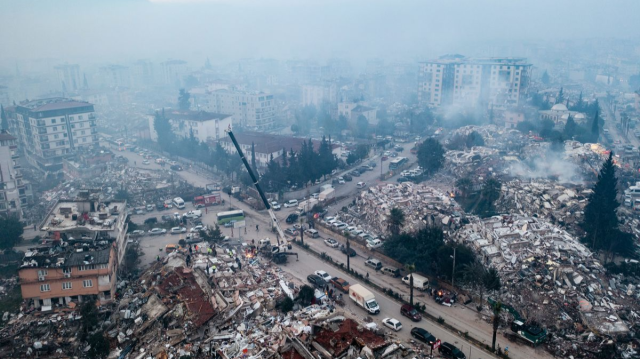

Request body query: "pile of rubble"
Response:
[453, 215, 640, 358]
[353, 182, 465, 235]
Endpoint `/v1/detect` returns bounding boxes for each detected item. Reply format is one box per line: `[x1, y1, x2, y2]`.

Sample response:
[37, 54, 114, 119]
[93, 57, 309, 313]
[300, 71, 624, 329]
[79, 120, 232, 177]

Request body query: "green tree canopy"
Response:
[387, 207, 405, 236]
[0, 216, 23, 249]
[417, 138, 445, 176]
[178, 89, 191, 111]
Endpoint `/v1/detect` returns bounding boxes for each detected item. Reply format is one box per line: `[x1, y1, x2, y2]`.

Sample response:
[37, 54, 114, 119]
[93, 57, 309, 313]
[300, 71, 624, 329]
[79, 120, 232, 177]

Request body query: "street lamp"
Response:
[451, 246, 457, 290]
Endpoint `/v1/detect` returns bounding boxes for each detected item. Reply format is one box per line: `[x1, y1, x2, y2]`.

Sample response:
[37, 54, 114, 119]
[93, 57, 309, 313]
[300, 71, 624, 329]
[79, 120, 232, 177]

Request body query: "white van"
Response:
[356, 182, 366, 189]
[284, 199, 298, 208]
[173, 197, 185, 209]
[366, 239, 383, 249]
[304, 228, 319, 238]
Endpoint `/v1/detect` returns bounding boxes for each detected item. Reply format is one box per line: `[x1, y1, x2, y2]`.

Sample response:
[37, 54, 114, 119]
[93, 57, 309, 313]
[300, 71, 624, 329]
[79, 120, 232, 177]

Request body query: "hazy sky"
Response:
[1, 0, 639, 65]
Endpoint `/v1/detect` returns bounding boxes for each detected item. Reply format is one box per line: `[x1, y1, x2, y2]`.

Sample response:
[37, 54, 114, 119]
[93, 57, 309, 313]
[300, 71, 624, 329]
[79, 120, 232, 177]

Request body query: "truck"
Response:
[298, 198, 318, 213]
[320, 184, 333, 192]
[319, 188, 335, 202]
[194, 193, 222, 208]
[349, 284, 380, 314]
[402, 273, 429, 291]
[206, 183, 221, 192]
[488, 297, 547, 345]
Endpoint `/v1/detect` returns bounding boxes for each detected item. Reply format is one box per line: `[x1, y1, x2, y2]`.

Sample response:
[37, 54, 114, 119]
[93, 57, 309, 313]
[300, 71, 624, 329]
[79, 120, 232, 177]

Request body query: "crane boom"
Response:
[225, 128, 289, 248]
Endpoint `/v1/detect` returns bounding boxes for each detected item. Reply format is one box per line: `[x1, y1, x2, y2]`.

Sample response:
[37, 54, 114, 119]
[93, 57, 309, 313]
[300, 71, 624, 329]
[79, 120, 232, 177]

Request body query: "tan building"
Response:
[19, 247, 116, 309]
[338, 102, 377, 126]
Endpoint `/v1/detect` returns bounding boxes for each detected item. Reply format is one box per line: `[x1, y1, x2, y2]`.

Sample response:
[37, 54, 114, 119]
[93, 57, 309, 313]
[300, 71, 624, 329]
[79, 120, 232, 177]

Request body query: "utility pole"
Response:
[346, 233, 351, 271]
[451, 246, 457, 290]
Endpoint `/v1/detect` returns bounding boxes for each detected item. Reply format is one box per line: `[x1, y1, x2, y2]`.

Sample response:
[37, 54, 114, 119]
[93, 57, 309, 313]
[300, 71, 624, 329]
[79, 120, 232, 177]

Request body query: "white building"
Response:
[204, 90, 276, 130]
[14, 98, 97, 172]
[302, 84, 337, 107]
[418, 56, 532, 108]
[0, 131, 25, 219]
[338, 102, 377, 126]
[54, 64, 82, 92]
[148, 110, 232, 143]
[539, 103, 587, 127]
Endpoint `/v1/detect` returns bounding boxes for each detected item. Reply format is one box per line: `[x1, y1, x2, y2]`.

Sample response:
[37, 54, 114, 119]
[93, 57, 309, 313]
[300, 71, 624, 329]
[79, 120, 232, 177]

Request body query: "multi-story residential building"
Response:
[302, 84, 337, 107]
[0, 130, 26, 219]
[338, 102, 378, 126]
[205, 90, 275, 130]
[54, 64, 82, 92]
[161, 59, 188, 87]
[13, 98, 98, 172]
[418, 56, 532, 108]
[18, 191, 128, 309]
[148, 110, 233, 143]
[62, 148, 114, 180]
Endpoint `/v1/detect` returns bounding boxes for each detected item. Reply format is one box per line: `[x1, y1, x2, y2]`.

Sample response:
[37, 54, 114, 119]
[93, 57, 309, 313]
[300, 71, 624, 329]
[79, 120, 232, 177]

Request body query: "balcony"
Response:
[88, 114, 96, 120]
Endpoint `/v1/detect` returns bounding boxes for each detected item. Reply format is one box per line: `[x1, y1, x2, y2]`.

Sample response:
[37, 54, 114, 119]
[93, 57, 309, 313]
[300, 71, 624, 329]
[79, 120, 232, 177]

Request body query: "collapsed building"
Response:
[453, 215, 639, 358]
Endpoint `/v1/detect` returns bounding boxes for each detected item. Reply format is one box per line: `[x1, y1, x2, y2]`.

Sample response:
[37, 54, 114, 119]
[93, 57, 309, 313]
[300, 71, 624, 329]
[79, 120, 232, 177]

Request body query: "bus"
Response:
[172, 197, 185, 209]
[389, 157, 408, 170]
[217, 210, 245, 225]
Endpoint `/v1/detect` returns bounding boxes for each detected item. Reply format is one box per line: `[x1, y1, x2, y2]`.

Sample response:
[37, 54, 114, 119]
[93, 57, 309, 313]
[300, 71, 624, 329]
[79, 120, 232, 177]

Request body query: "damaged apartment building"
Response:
[454, 215, 639, 358]
[18, 189, 127, 309]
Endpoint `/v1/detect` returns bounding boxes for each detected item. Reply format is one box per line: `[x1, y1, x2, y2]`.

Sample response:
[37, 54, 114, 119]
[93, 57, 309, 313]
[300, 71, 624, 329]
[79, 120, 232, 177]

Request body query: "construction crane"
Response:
[225, 127, 293, 256]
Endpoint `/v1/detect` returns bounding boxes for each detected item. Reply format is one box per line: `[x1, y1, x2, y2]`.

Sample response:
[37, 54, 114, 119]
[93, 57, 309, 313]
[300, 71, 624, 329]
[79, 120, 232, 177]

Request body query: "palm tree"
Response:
[483, 267, 501, 295]
[455, 177, 473, 198]
[344, 232, 351, 271]
[299, 216, 305, 246]
[388, 207, 405, 236]
[405, 263, 416, 305]
[491, 301, 503, 352]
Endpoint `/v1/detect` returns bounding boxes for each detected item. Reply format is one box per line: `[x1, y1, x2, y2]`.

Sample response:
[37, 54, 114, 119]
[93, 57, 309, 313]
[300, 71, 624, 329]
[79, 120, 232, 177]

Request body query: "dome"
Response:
[574, 113, 586, 119]
[551, 103, 568, 111]
[561, 114, 570, 120]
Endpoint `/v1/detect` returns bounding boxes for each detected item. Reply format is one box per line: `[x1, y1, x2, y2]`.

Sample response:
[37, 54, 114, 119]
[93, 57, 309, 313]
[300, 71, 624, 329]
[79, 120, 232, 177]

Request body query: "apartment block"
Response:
[205, 90, 275, 130]
[0, 130, 26, 219]
[13, 98, 98, 172]
[19, 190, 128, 309]
[148, 110, 233, 143]
[418, 55, 532, 108]
[338, 102, 377, 126]
[302, 84, 337, 107]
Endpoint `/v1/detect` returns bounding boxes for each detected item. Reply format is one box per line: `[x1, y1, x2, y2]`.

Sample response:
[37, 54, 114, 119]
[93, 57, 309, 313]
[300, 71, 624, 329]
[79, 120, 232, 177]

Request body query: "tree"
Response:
[455, 177, 473, 198]
[581, 153, 634, 260]
[387, 207, 405, 236]
[200, 224, 224, 242]
[405, 263, 416, 306]
[0, 105, 8, 131]
[541, 70, 550, 85]
[383, 226, 445, 277]
[556, 87, 564, 105]
[591, 110, 600, 142]
[355, 115, 369, 138]
[87, 332, 110, 359]
[465, 131, 485, 148]
[276, 296, 294, 313]
[483, 267, 501, 293]
[113, 188, 131, 202]
[0, 216, 23, 249]
[80, 296, 99, 339]
[178, 89, 190, 111]
[154, 110, 174, 152]
[491, 301, 503, 352]
[296, 285, 315, 305]
[250, 142, 257, 175]
[123, 245, 140, 273]
[475, 178, 501, 217]
[354, 144, 369, 160]
[417, 138, 445, 176]
[462, 261, 486, 310]
[563, 115, 577, 139]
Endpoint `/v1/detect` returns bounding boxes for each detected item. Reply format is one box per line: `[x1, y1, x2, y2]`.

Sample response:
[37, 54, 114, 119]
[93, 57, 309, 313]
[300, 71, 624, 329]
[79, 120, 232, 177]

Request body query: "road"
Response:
[117, 144, 549, 359]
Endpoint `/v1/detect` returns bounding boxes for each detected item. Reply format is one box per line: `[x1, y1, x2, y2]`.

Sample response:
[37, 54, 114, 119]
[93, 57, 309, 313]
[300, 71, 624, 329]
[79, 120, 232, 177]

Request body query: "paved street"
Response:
[109, 144, 549, 359]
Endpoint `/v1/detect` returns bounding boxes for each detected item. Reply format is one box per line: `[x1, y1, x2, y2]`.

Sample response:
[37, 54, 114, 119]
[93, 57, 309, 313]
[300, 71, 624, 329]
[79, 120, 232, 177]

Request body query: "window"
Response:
[62, 282, 72, 290]
[78, 115, 83, 120]
[83, 280, 93, 288]
[40, 284, 50, 292]
[81, 130, 85, 135]
[37, 269, 48, 277]
[69, 116, 74, 121]
[54, 134, 59, 139]
[98, 263, 108, 270]
[52, 119, 56, 124]
[53, 126, 57, 131]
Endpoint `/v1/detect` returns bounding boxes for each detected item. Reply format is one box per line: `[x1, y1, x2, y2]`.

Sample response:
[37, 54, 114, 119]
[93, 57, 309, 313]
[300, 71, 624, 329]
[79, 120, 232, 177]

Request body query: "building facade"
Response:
[338, 102, 378, 126]
[302, 84, 337, 107]
[205, 90, 275, 130]
[418, 56, 532, 108]
[148, 110, 233, 143]
[63, 148, 114, 180]
[0, 131, 26, 219]
[13, 98, 98, 172]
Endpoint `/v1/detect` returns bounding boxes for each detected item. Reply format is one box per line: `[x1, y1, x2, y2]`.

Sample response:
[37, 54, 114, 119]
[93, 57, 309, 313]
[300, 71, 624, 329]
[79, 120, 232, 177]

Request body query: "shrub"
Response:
[437, 316, 445, 324]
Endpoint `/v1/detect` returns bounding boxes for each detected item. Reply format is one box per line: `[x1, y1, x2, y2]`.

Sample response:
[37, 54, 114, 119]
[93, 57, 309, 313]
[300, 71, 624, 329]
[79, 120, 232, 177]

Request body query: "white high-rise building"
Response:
[14, 98, 97, 172]
[302, 84, 337, 107]
[205, 90, 275, 130]
[418, 56, 532, 108]
[0, 131, 25, 219]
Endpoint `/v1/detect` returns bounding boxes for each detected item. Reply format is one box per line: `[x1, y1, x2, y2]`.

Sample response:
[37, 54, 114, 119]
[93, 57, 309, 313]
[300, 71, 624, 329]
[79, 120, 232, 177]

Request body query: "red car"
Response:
[381, 156, 389, 161]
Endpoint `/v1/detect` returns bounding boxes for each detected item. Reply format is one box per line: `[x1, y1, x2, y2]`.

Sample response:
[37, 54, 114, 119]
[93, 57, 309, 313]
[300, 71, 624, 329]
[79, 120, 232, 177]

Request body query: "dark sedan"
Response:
[410, 327, 436, 345]
[307, 274, 326, 289]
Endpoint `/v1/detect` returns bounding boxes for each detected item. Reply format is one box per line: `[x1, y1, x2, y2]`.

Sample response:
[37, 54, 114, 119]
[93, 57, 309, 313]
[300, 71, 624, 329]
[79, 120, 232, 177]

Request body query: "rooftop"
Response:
[18, 98, 94, 113]
[0, 131, 16, 141]
[165, 110, 232, 122]
[41, 198, 126, 232]
[21, 245, 112, 269]
[314, 318, 387, 357]
[218, 131, 323, 154]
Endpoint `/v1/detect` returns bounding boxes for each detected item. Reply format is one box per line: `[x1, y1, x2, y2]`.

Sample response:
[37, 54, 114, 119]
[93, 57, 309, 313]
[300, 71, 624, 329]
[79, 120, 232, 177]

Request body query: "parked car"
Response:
[170, 164, 183, 171]
[141, 159, 150, 165]
[324, 238, 339, 248]
[190, 225, 205, 233]
[397, 177, 410, 183]
[338, 177, 346, 184]
[335, 223, 348, 230]
[365, 258, 383, 270]
[148, 228, 167, 235]
[285, 227, 298, 236]
[306, 274, 326, 289]
[161, 214, 173, 221]
[314, 270, 332, 282]
[343, 174, 353, 181]
[286, 213, 299, 223]
[156, 202, 165, 211]
[330, 277, 350, 292]
[382, 318, 403, 331]
[224, 220, 237, 228]
[130, 230, 145, 237]
[410, 327, 436, 345]
[284, 199, 299, 208]
[439, 342, 466, 359]
[271, 201, 281, 210]
[170, 227, 187, 234]
[340, 244, 357, 257]
[400, 304, 422, 321]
